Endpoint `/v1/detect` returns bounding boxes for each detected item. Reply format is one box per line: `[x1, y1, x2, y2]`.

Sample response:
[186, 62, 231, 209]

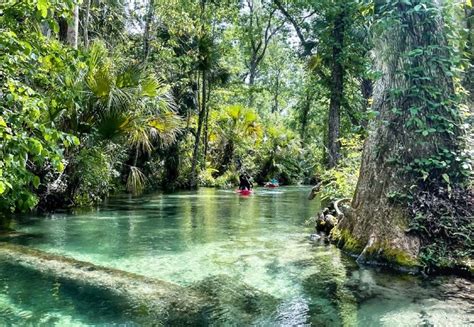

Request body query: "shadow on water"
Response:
[0, 261, 139, 326]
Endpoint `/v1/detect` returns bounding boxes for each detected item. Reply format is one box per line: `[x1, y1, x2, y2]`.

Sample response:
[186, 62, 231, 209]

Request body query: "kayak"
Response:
[236, 189, 253, 196]
[264, 183, 279, 188]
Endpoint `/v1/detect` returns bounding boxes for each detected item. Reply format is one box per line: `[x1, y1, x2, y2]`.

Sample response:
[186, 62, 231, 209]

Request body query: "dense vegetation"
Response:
[0, 0, 472, 272]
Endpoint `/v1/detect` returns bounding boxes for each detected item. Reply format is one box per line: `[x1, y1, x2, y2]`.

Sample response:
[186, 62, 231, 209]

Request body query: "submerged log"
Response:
[0, 243, 281, 324]
[0, 243, 207, 325]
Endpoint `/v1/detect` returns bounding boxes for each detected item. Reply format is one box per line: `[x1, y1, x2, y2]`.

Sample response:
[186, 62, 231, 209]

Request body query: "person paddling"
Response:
[239, 172, 253, 190]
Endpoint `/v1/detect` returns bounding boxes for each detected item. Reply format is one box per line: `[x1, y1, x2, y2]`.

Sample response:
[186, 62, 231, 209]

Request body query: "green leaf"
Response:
[0, 181, 6, 195]
[421, 171, 429, 181]
[33, 176, 40, 189]
[442, 173, 450, 184]
[57, 161, 65, 172]
[37, 0, 49, 18]
[50, 20, 60, 34]
[29, 139, 43, 155]
[72, 136, 80, 146]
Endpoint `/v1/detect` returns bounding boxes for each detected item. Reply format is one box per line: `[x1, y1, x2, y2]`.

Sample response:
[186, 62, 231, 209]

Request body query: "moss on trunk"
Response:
[333, 1, 469, 272]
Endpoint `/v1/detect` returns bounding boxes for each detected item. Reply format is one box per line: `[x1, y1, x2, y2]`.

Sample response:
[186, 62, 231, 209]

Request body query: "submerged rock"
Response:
[189, 274, 279, 325]
[310, 233, 321, 241]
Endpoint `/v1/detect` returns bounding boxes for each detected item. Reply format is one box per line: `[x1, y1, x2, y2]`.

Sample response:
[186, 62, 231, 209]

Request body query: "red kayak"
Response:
[264, 182, 279, 188]
[236, 189, 253, 196]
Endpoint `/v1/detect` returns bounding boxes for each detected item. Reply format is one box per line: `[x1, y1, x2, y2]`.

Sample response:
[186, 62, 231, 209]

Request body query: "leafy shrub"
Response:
[69, 148, 120, 206]
[0, 24, 78, 212]
[318, 137, 362, 202]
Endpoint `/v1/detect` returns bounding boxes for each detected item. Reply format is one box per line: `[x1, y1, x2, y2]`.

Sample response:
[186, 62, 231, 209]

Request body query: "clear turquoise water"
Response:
[1, 187, 473, 326]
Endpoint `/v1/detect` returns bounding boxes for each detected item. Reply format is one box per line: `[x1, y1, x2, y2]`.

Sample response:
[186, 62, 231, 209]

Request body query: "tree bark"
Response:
[83, 0, 91, 48]
[216, 140, 234, 177]
[464, 5, 473, 105]
[190, 70, 207, 188]
[248, 54, 258, 107]
[335, 1, 462, 268]
[300, 89, 312, 142]
[202, 83, 212, 169]
[271, 69, 281, 113]
[360, 77, 373, 129]
[143, 0, 155, 62]
[327, 9, 345, 168]
[67, 5, 79, 49]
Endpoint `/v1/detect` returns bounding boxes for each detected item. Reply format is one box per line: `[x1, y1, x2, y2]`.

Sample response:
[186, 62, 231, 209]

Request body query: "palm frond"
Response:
[148, 111, 183, 147]
[127, 125, 153, 155]
[126, 166, 147, 195]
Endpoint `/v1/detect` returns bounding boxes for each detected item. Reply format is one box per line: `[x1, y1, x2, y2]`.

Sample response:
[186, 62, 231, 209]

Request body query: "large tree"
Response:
[334, 0, 471, 269]
[275, 0, 368, 167]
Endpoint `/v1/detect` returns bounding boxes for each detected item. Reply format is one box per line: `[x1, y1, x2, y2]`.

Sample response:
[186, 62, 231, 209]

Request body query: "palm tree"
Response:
[214, 105, 262, 176]
[82, 42, 182, 194]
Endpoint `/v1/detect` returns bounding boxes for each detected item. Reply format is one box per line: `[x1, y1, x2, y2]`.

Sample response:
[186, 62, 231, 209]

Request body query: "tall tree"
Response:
[326, 6, 345, 168]
[190, 1, 212, 188]
[275, 0, 368, 167]
[241, 0, 284, 105]
[335, 0, 470, 268]
[143, 0, 155, 62]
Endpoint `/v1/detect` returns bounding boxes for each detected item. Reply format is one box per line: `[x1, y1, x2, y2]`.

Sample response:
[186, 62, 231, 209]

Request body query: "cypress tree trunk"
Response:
[327, 9, 345, 168]
[334, 1, 463, 268]
[360, 77, 373, 129]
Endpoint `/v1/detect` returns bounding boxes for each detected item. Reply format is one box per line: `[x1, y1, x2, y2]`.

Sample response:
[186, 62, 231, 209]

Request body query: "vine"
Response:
[376, 0, 473, 271]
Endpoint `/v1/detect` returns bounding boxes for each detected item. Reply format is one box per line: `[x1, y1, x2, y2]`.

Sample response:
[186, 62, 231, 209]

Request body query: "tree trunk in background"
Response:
[335, 1, 462, 268]
[271, 70, 281, 113]
[163, 141, 181, 191]
[300, 89, 311, 142]
[202, 83, 212, 169]
[143, 0, 155, 62]
[327, 9, 345, 168]
[190, 70, 207, 188]
[67, 5, 79, 49]
[248, 58, 257, 107]
[83, 0, 91, 48]
[360, 77, 373, 129]
[464, 5, 473, 105]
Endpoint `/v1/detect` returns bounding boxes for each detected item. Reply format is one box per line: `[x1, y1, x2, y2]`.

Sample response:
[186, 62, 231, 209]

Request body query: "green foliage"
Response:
[0, 5, 78, 212]
[71, 148, 118, 206]
[317, 137, 362, 202]
[253, 123, 303, 184]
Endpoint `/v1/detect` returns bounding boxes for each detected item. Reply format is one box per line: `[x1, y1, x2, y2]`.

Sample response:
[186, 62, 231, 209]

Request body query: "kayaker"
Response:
[239, 172, 253, 190]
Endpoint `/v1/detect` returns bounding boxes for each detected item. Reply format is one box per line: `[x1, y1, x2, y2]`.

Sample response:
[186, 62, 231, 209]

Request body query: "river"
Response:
[0, 187, 472, 326]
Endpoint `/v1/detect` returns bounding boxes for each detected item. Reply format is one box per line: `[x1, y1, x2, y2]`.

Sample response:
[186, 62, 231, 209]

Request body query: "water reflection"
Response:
[1, 187, 472, 326]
